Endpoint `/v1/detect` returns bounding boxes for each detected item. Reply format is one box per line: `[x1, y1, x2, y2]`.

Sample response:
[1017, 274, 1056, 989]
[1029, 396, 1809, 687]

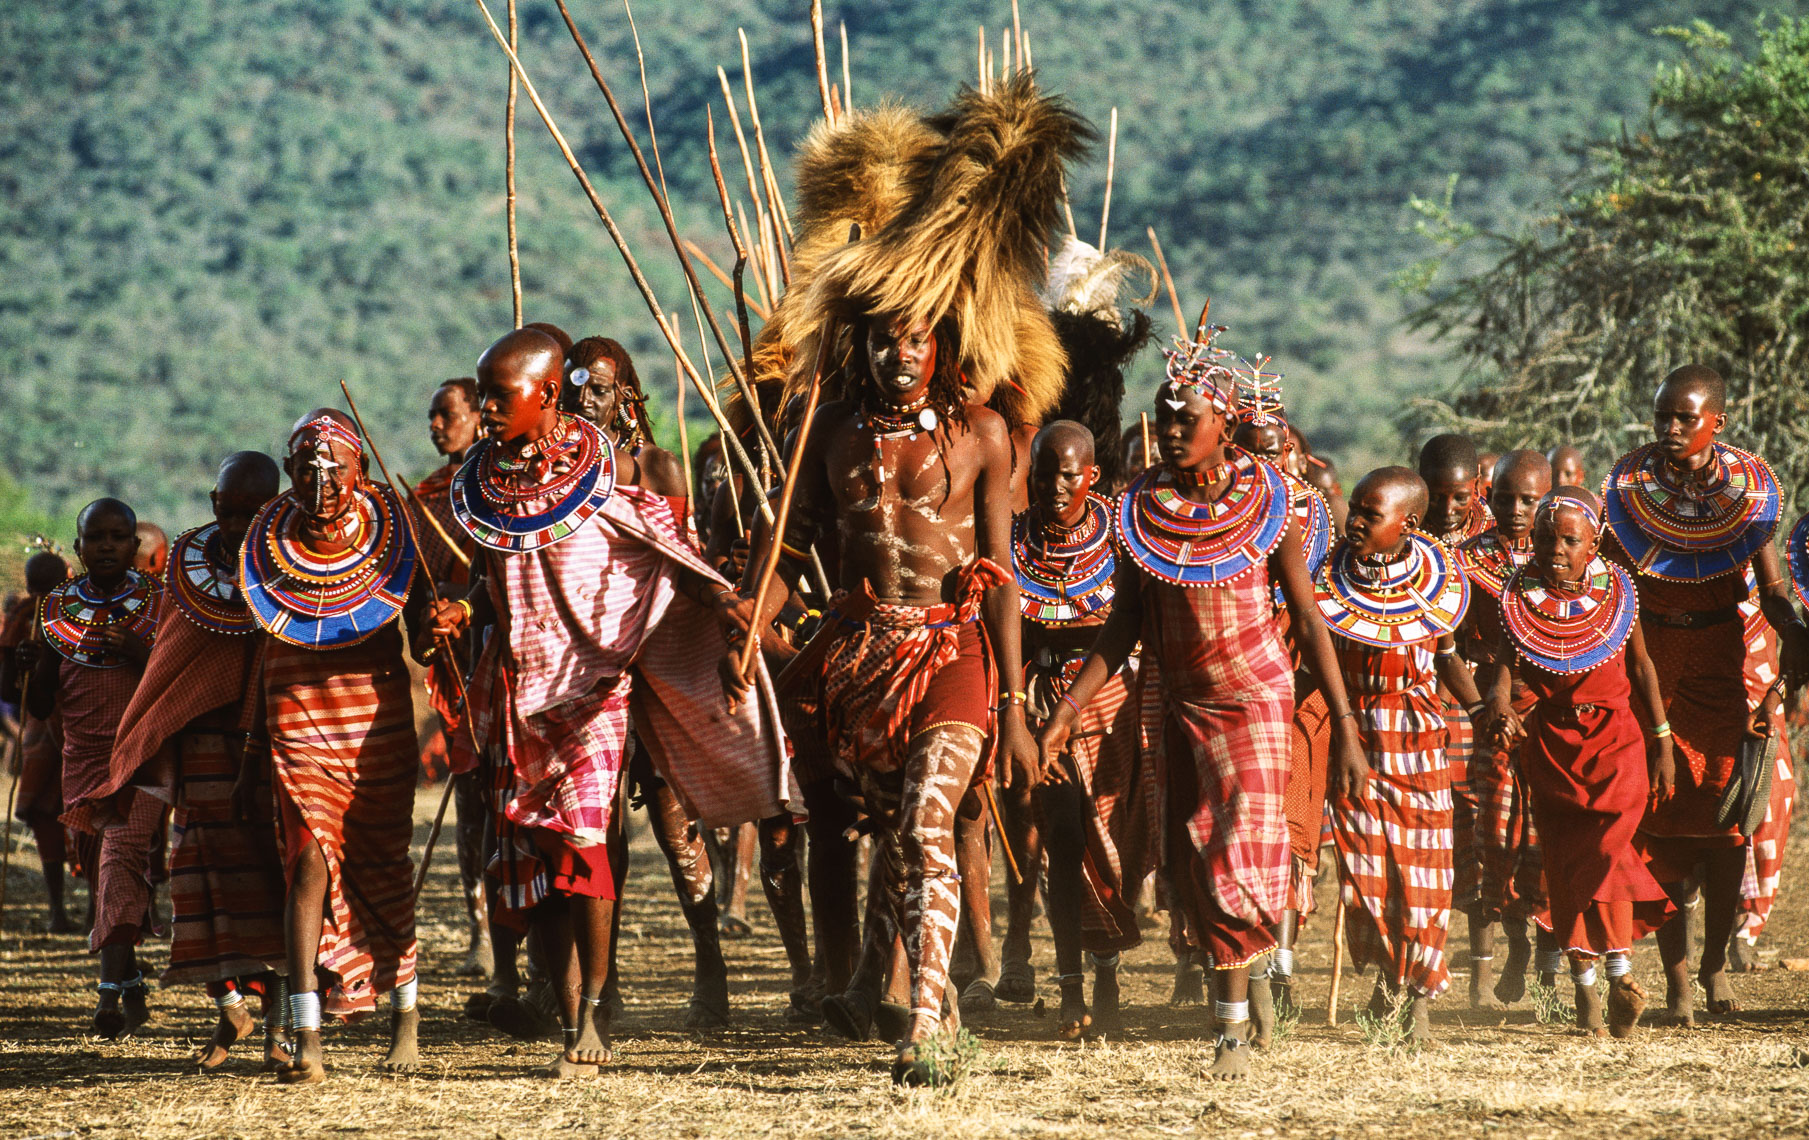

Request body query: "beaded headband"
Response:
[1539, 493, 1600, 531]
[288, 415, 364, 461]
[1160, 320, 1235, 414]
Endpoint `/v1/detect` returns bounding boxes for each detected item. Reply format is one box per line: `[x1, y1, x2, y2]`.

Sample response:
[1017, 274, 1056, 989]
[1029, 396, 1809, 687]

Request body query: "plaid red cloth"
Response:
[1520, 649, 1674, 955]
[89, 787, 164, 951]
[1286, 687, 1331, 875]
[1329, 637, 1454, 998]
[1142, 573, 1294, 936]
[266, 627, 418, 1019]
[1471, 678, 1546, 922]
[163, 726, 287, 985]
[412, 462, 473, 588]
[1737, 597, 1796, 940]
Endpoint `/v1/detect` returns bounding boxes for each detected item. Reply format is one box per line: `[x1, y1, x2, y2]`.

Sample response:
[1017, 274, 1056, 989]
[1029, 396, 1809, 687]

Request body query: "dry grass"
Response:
[0, 784, 1805, 1139]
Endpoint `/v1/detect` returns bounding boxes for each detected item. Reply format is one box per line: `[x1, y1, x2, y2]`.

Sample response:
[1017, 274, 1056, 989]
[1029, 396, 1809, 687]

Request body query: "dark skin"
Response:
[133, 522, 168, 577]
[1231, 421, 1290, 467]
[1422, 463, 1479, 538]
[1487, 453, 1553, 544]
[563, 354, 688, 497]
[1546, 445, 1586, 492]
[1477, 452, 1501, 502]
[429, 384, 480, 462]
[425, 331, 739, 1070]
[1036, 388, 1370, 1069]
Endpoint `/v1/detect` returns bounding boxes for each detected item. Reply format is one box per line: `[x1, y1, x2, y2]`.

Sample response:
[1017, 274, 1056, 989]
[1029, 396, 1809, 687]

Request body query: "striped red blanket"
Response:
[1329, 638, 1454, 998]
[266, 626, 418, 1018]
[1736, 596, 1796, 944]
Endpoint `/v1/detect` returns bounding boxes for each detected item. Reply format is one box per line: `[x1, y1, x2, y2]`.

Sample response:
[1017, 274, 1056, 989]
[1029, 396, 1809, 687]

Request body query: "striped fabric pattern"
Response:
[1471, 683, 1547, 923]
[55, 658, 146, 816]
[89, 787, 165, 952]
[1329, 637, 1454, 998]
[266, 628, 418, 1019]
[1736, 596, 1797, 941]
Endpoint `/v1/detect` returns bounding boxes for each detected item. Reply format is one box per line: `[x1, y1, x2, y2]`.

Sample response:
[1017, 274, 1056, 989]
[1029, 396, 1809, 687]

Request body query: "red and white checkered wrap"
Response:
[1736, 596, 1797, 941]
[496, 671, 629, 848]
[1329, 636, 1455, 998]
[1141, 575, 1295, 928]
[1029, 657, 1156, 953]
[468, 485, 795, 831]
[55, 658, 146, 821]
[1471, 679, 1545, 921]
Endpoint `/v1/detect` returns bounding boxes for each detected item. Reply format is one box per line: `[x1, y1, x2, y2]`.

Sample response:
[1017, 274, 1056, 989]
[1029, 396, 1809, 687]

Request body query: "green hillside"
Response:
[1, 0, 1797, 534]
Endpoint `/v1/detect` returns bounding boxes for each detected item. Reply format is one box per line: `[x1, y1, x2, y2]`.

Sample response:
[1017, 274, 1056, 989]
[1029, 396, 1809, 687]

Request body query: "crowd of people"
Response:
[2, 75, 1805, 1090]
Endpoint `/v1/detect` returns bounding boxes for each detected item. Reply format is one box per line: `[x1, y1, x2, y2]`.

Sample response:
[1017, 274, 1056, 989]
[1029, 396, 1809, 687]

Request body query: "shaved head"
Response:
[1417, 433, 1479, 482]
[1658, 364, 1726, 415]
[78, 497, 136, 532]
[478, 328, 564, 392]
[1356, 466, 1428, 519]
[523, 321, 574, 355]
[1032, 419, 1095, 464]
[24, 552, 68, 594]
[218, 450, 281, 499]
[1495, 449, 1552, 487]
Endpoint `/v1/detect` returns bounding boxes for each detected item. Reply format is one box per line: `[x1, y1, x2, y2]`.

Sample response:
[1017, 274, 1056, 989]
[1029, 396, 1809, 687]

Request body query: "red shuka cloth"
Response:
[1521, 648, 1675, 955]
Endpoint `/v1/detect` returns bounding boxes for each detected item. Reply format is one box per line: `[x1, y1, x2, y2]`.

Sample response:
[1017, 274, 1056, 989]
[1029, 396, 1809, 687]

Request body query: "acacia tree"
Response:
[1405, 19, 1809, 507]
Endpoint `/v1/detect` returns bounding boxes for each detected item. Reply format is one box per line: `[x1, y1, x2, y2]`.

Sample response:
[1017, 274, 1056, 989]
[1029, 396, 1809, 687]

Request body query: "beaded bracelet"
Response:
[1060, 692, 1084, 718]
[1650, 721, 1672, 739]
[997, 690, 1027, 711]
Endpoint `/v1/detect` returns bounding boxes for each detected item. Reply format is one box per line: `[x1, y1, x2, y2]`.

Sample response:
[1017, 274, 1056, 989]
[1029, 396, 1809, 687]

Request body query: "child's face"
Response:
[74, 511, 138, 584]
[1344, 483, 1414, 558]
[1532, 506, 1599, 586]
[211, 484, 270, 556]
[1489, 464, 1552, 541]
[1154, 387, 1228, 472]
[1422, 471, 1476, 534]
[1232, 421, 1289, 464]
[1653, 386, 1723, 463]
[480, 368, 558, 446]
[1029, 439, 1099, 526]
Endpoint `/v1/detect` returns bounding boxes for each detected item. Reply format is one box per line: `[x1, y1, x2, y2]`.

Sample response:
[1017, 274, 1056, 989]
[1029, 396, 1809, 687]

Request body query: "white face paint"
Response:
[305, 440, 341, 514]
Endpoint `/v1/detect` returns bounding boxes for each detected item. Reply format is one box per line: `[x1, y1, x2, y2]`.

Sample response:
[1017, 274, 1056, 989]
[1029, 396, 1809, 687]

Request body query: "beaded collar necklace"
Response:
[1501, 556, 1636, 674]
[453, 413, 616, 553]
[241, 483, 416, 649]
[1456, 527, 1535, 600]
[1273, 471, 1331, 608]
[1316, 530, 1470, 647]
[39, 570, 161, 668]
[1014, 493, 1116, 626]
[1604, 441, 1779, 581]
[1115, 448, 1290, 587]
[167, 523, 256, 635]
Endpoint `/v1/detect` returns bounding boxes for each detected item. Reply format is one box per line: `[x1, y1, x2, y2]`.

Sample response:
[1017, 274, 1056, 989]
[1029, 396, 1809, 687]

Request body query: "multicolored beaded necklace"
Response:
[39, 570, 161, 668]
[1273, 470, 1331, 608]
[855, 393, 946, 485]
[1115, 448, 1290, 587]
[1787, 512, 1809, 610]
[241, 483, 416, 649]
[1500, 556, 1637, 674]
[1013, 493, 1116, 626]
[1456, 527, 1535, 600]
[452, 413, 616, 552]
[1603, 441, 1779, 581]
[1316, 531, 1469, 647]
[167, 523, 256, 635]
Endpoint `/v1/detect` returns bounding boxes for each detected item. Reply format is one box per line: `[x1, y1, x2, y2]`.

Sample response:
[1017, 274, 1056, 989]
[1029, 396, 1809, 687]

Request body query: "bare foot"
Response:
[277, 1029, 326, 1085]
[378, 1007, 420, 1073]
[1170, 956, 1206, 1006]
[1728, 936, 1762, 973]
[488, 996, 556, 1041]
[195, 1001, 257, 1069]
[685, 964, 731, 1029]
[567, 1002, 612, 1066]
[1364, 982, 1392, 1021]
[91, 994, 126, 1040]
[892, 1041, 948, 1087]
[1406, 995, 1433, 1046]
[1656, 978, 1695, 1028]
[1091, 966, 1122, 1037]
[1055, 986, 1091, 1041]
[718, 914, 753, 940]
[540, 1052, 599, 1080]
[1206, 1023, 1252, 1080]
[1700, 967, 1740, 1016]
[122, 985, 151, 1035]
[1574, 983, 1607, 1037]
[1607, 977, 1646, 1038]
[1495, 935, 1531, 1005]
[456, 927, 493, 979]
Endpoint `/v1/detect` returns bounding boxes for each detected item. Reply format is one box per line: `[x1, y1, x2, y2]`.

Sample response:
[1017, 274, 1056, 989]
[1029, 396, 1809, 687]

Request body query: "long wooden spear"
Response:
[1098, 107, 1118, 250]
[337, 380, 481, 903]
[811, 0, 834, 123]
[1147, 226, 1187, 338]
[468, 0, 770, 528]
[505, 0, 522, 327]
[396, 475, 472, 571]
[1328, 895, 1347, 1026]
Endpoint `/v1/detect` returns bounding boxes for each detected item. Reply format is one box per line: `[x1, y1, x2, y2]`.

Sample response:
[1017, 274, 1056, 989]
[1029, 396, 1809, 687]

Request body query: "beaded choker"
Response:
[1273, 471, 1332, 608]
[1604, 442, 1779, 581]
[1170, 461, 1229, 488]
[168, 523, 256, 635]
[452, 413, 616, 553]
[241, 484, 416, 649]
[1788, 513, 1809, 610]
[39, 570, 161, 668]
[1316, 531, 1469, 647]
[1014, 494, 1116, 625]
[1115, 448, 1290, 587]
[1456, 527, 1535, 600]
[1501, 556, 1636, 674]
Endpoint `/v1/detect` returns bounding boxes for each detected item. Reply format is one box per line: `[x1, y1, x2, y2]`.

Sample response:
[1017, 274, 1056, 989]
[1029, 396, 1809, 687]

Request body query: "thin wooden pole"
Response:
[396, 475, 472, 570]
[683, 239, 770, 321]
[810, 0, 834, 123]
[1140, 411, 1152, 466]
[1327, 895, 1348, 1026]
[673, 310, 692, 497]
[840, 21, 852, 110]
[981, 781, 1023, 886]
[1098, 107, 1118, 250]
[505, 0, 522, 327]
[738, 30, 793, 243]
[1011, 0, 1024, 70]
[717, 68, 764, 223]
[1147, 226, 1187, 338]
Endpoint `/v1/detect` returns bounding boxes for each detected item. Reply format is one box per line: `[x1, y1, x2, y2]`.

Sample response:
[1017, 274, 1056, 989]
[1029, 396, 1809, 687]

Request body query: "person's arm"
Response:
[975, 415, 1036, 789]
[1753, 545, 1808, 689]
[16, 639, 58, 722]
[418, 551, 495, 661]
[1036, 564, 1142, 774]
[1625, 622, 1675, 802]
[1435, 631, 1484, 710]
[1271, 518, 1370, 797]
[1479, 630, 1517, 743]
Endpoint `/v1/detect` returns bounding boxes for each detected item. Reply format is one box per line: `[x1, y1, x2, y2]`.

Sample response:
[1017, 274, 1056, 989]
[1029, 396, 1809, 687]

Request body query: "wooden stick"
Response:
[738, 30, 793, 243]
[840, 21, 852, 111]
[1140, 411, 1152, 465]
[717, 68, 764, 223]
[1147, 226, 1187, 338]
[1001, 28, 1011, 82]
[491, 0, 765, 520]
[683, 239, 771, 320]
[708, 114, 761, 432]
[0, 666, 28, 924]
[1327, 894, 1347, 1026]
[673, 310, 692, 496]
[1022, 29, 1034, 72]
[740, 201, 772, 312]
[1012, 0, 1024, 69]
[1060, 176, 1077, 240]
[1098, 107, 1118, 250]
[505, 0, 522, 328]
[738, 317, 838, 681]
[396, 475, 472, 570]
[338, 380, 481, 902]
[977, 26, 986, 92]
[981, 780, 1022, 886]
[810, 0, 833, 123]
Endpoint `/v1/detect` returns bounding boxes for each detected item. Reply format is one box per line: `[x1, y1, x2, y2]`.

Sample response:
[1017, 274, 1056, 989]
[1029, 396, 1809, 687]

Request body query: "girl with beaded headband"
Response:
[1225, 354, 1334, 1009]
[1479, 487, 1676, 1037]
[1316, 466, 1483, 1043]
[1038, 320, 1368, 1080]
[1600, 364, 1806, 1025]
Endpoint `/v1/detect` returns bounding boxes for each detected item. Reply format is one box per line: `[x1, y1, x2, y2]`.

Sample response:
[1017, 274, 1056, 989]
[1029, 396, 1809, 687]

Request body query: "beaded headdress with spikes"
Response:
[1159, 314, 1234, 414]
[287, 415, 364, 463]
[1231, 355, 1287, 427]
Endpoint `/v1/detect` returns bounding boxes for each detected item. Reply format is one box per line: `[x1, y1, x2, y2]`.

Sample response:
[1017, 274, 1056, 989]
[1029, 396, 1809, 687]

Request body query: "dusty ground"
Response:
[0, 782, 1805, 1139]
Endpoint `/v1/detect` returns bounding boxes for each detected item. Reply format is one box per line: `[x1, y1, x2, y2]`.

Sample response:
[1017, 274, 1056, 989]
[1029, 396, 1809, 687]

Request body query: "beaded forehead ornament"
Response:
[1316, 530, 1470, 647]
[1603, 441, 1779, 581]
[39, 569, 161, 668]
[167, 523, 255, 635]
[1013, 493, 1116, 625]
[1501, 556, 1636, 674]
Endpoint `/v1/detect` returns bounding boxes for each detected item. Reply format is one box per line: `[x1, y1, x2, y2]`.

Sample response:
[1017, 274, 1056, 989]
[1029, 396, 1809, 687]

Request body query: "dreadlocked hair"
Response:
[564, 336, 654, 450]
[1048, 308, 1152, 490]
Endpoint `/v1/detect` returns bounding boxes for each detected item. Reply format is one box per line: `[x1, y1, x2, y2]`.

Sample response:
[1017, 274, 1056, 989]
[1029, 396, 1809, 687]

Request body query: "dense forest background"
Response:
[2, 0, 1799, 548]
